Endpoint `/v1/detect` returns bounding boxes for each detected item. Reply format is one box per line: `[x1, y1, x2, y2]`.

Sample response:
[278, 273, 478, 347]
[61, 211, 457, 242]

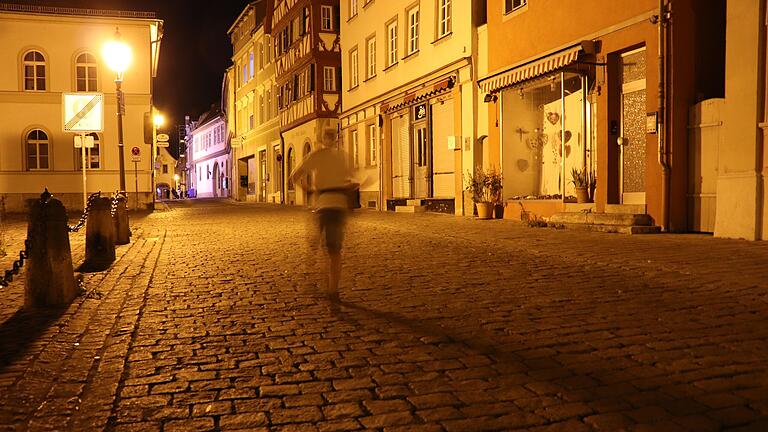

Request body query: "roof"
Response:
[226, 0, 266, 36]
[0, 2, 156, 19]
[193, 105, 225, 130]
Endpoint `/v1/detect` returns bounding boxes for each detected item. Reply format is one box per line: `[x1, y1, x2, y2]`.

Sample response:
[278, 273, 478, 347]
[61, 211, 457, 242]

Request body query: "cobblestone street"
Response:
[1, 199, 768, 431]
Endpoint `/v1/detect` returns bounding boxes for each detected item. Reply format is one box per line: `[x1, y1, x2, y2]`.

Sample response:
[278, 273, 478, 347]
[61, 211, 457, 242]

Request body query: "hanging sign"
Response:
[63, 92, 104, 132]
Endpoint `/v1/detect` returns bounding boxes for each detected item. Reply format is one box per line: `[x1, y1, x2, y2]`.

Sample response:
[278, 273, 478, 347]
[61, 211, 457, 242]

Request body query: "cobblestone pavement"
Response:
[1, 199, 767, 431]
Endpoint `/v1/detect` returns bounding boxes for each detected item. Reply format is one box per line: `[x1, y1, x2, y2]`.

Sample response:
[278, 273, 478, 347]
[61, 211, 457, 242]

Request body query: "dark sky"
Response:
[9, 0, 248, 152]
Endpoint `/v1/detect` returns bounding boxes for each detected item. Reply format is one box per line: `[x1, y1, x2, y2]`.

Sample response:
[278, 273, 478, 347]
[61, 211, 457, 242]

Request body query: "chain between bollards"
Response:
[110, 191, 127, 218]
[68, 192, 101, 233]
[0, 239, 30, 288]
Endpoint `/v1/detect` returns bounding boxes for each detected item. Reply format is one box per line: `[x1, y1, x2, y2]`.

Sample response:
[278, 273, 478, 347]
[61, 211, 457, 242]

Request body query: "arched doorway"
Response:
[212, 162, 220, 197]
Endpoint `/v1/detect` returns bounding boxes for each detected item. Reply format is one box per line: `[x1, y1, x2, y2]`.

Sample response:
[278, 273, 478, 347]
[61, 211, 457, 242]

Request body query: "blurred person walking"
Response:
[291, 129, 357, 302]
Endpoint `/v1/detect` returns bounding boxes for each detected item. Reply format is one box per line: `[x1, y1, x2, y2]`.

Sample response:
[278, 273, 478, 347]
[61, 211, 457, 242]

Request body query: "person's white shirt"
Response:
[291, 146, 353, 210]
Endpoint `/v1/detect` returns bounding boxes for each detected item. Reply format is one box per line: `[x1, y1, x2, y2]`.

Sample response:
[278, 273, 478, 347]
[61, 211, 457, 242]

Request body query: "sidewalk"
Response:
[1, 200, 767, 431]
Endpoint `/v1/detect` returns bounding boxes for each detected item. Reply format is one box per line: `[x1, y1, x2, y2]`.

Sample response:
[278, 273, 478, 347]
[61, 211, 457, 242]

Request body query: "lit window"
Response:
[323, 66, 336, 91]
[438, 0, 451, 38]
[407, 6, 419, 55]
[504, 0, 527, 14]
[351, 129, 359, 168]
[26, 129, 49, 170]
[249, 51, 255, 78]
[23, 50, 46, 91]
[366, 37, 376, 78]
[350, 48, 359, 88]
[75, 53, 97, 91]
[387, 21, 398, 67]
[368, 124, 377, 165]
[321, 5, 333, 31]
[350, 0, 358, 18]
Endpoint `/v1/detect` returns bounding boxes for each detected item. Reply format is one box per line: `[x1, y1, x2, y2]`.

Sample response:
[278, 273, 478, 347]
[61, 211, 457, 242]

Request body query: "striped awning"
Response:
[380, 77, 455, 114]
[479, 43, 586, 94]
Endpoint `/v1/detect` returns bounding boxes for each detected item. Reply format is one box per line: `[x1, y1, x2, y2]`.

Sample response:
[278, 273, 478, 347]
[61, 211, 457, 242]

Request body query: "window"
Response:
[162, 164, 168, 174]
[368, 124, 377, 165]
[266, 90, 272, 119]
[76, 133, 101, 170]
[387, 21, 398, 67]
[26, 129, 49, 170]
[75, 53, 97, 91]
[287, 148, 295, 190]
[504, 0, 527, 14]
[350, 130, 359, 168]
[407, 6, 420, 55]
[323, 66, 336, 91]
[438, 0, 451, 38]
[350, 0, 358, 18]
[302, 7, 311, 34]
[366, 36, 376, 78]
[259, 94, 265, 124]
[23, 50, 46, 91]
[242, 63, 248, 85]
[349, 48, 359, 88]
[249, 51, 255, 78]
[321, 5, 333, 31]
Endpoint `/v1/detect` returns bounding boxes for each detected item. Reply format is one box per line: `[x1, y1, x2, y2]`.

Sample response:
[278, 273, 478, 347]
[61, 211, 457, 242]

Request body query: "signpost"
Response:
[63, 93, 103, 210]
[156, 133, 170, 148]
[131, 146, 141, 209]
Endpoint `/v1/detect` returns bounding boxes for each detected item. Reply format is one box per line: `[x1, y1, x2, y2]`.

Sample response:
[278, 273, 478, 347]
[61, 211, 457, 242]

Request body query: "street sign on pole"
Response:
[156, 133, 169, 142]
[63, 93, 104, 132]
[131, 146, 141, 162]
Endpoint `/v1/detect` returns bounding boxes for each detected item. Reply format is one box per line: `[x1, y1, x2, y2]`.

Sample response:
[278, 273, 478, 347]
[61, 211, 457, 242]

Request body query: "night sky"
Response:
[8, 0, 248, 155]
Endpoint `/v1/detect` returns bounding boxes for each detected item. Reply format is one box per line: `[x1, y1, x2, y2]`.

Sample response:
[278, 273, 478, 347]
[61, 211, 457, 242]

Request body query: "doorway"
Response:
[258, 150, 267, 202]
[212, 162, 220, 197]
[412, 123, 430, 198]
[619, 47, 647, 205]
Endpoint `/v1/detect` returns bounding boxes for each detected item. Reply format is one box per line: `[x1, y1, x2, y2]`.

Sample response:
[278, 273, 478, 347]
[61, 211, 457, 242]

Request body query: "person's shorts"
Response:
[317, 208, 347, 253]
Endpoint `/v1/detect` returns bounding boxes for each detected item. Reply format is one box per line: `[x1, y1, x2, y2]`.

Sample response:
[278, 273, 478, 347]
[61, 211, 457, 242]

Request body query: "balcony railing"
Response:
[0, 3, 156, 19]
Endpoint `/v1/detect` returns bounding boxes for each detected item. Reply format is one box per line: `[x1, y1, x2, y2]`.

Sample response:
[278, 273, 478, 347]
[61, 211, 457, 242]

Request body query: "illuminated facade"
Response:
[0, 3, 162, 211]
[480, 0, 725, 231]
[187, 107, 230, 198]
[228, 1, 282, 204]
[340, 0, 487, 214]
[267, 0, 341, 206]
[154, 146, 177, 199]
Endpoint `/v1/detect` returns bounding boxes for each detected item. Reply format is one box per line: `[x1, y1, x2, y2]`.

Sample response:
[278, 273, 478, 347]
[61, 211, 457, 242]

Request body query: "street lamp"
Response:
[103, 27, 132, 192]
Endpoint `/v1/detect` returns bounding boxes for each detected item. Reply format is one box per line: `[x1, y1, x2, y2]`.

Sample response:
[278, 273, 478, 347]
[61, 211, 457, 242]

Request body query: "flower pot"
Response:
[575, 187, 590, 203]
[475, 202, 494, 219]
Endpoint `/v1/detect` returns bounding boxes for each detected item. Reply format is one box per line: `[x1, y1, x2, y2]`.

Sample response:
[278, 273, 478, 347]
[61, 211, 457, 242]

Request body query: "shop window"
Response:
[351, 129, 359, 168]
[500, 72, 591, 201]
[367, 123, 377, 166]
[287, 148, 296, 190]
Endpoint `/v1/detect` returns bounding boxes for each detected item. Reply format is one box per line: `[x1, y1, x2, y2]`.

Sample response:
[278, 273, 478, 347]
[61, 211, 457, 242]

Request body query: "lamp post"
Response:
[152, 111, 164, 204]
[103, 27, 132, 192]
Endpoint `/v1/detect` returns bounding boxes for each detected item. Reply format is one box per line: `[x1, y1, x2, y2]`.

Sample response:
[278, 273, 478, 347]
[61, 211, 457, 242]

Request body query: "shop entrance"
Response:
[412, 123, 430, 198]
[619, 47, 647, 205]
[258, 151, 267, 202]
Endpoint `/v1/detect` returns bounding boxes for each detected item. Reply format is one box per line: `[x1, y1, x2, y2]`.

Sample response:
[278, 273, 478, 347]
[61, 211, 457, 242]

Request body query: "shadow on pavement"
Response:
[0, 306, 67, 370]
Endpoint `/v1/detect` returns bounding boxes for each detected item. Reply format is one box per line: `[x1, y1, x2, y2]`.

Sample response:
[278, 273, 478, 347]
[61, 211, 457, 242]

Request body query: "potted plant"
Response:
[465, 169, 503, 219]
[570, 167, 591, 203]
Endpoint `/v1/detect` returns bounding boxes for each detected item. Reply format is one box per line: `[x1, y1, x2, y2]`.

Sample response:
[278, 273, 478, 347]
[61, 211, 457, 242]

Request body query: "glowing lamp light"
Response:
[173, 174, 180, 182]
[153, 113, 165, 127]
[103, 30, 132, 76]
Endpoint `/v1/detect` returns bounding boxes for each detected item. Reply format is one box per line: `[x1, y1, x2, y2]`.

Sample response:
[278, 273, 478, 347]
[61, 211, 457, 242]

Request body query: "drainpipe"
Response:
[656, 0, 671, 231]
[279, 131, 286, 204]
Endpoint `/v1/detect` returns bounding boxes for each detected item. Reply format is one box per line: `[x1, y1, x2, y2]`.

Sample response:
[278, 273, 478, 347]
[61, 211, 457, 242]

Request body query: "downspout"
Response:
[657, 0, 671, 231]
[279, 131, 286, 204]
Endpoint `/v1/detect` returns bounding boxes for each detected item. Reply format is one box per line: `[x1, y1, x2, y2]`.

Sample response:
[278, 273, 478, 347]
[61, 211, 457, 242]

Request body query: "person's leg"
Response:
[327, 249, 341, 302]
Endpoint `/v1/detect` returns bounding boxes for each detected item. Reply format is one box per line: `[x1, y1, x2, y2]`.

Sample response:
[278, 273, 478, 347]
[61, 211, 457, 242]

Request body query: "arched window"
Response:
[75, 132, 100, 170]
[75, 53, 98, 91]
[23, 50, 46, 91]
[26, 129, 49, 170]
[287, 147, 295, 190]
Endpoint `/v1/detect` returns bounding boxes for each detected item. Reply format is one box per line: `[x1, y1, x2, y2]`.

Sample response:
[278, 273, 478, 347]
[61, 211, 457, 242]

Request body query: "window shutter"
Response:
[309, 64, 315, 91]
[293, 75, 299, 101]
[336, 67, 342, 92]
[333, 5, 340, 31]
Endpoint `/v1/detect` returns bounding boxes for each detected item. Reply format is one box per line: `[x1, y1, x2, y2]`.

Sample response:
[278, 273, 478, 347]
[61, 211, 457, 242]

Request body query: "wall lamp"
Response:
[483, 93, 498, 103]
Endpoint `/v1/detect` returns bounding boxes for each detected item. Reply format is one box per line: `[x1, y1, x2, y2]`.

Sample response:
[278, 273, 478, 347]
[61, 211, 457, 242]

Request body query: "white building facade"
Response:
[0, 3, 162, 211]
[188, 108, 230, 199]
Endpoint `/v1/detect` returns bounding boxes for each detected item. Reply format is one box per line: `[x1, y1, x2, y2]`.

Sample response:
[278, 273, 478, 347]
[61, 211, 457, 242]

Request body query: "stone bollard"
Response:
[114, 196, 130, 245]
[25, 193, 77, 308]
[81, 197, 116, 271]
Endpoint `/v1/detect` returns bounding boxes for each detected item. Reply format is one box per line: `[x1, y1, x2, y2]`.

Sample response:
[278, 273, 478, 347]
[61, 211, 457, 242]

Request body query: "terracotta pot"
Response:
[476, 202, 494, 219]
[575, 187, 590, 203]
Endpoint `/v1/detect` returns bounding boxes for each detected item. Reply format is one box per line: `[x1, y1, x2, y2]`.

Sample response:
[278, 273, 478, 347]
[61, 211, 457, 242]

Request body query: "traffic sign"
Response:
[157, 133, 169, 142]
[63, 93, 104, 132]
[131, 146, 141, 162]
[73, 135, 95, 148]
[157, 141, 170, 148]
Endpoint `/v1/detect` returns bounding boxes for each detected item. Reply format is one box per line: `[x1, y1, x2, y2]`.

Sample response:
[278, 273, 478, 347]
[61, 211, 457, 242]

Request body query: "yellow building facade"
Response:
[0, 3, 162, 212]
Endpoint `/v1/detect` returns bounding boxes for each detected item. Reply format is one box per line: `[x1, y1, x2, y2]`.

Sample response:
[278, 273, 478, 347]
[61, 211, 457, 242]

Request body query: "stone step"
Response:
[549, 212, 655, 226]
[556, 223, 661, 235]
[395, 205, 426, 213]
[605, 204, 646, 214]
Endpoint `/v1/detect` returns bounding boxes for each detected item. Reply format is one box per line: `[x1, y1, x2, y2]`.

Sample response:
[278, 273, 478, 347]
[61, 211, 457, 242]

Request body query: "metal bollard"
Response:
[25, 193, 77, 308]
[114, 196, 130, 245]
[82, 197, 116, 271]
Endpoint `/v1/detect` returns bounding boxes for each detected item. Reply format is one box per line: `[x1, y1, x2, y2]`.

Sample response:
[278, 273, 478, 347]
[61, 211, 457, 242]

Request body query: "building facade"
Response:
[268, 0, 342, 206]
[479, 0, 724, 232]
[154, 146, 178, 199]
[228, 1, 282, 204]
[340, 0, 487, 214]
[0, 3, 162, 211]
[187, 107, 230, 199]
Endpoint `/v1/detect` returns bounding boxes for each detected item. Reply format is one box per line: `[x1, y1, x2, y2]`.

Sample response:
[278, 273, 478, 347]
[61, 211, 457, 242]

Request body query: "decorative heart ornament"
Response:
[555, 130, 573, 144]
[517, 159, 529, 172]
[546, 112, 560, 125]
